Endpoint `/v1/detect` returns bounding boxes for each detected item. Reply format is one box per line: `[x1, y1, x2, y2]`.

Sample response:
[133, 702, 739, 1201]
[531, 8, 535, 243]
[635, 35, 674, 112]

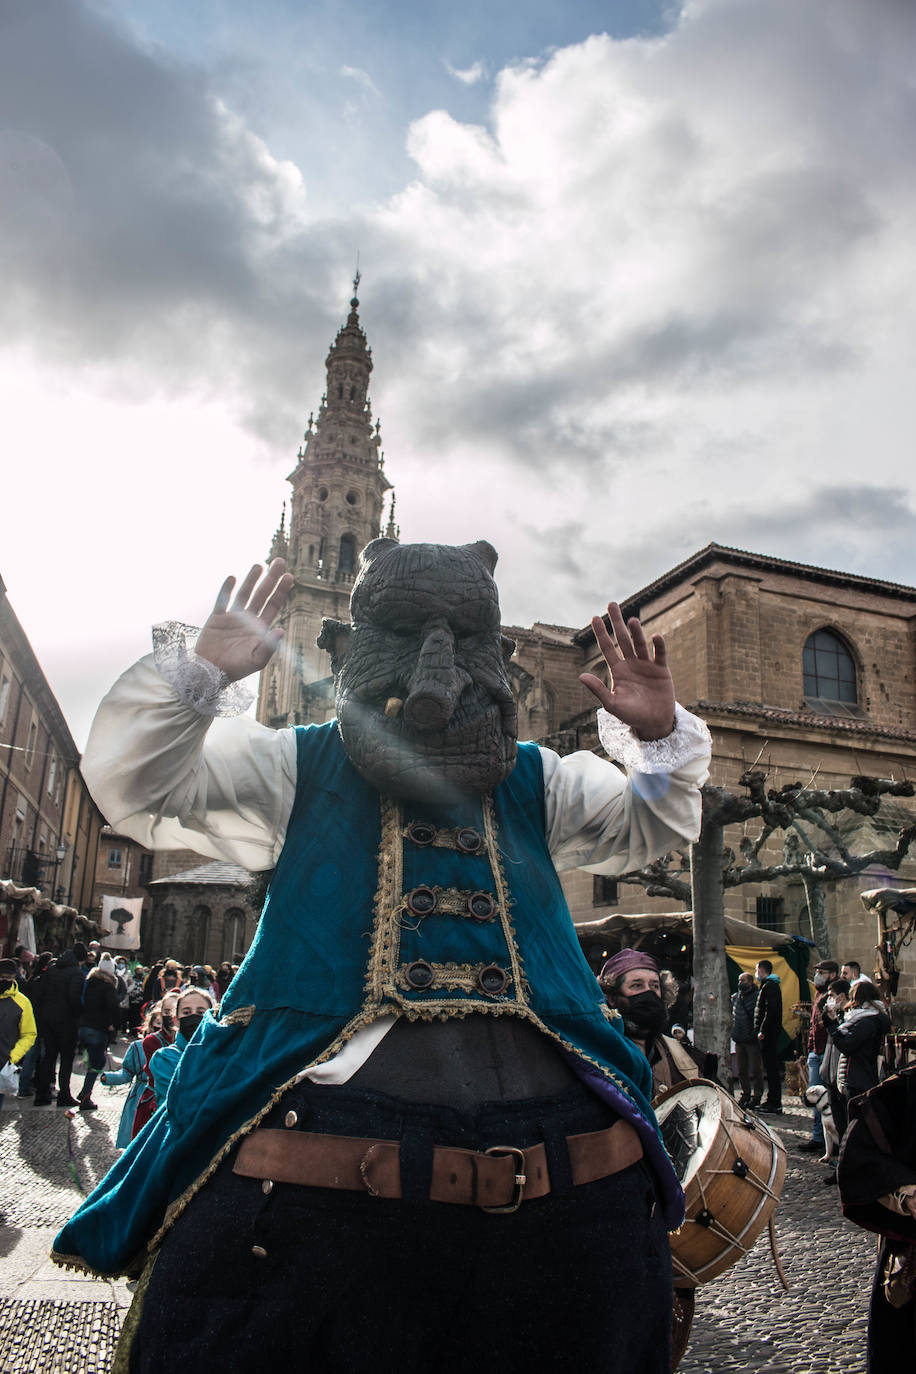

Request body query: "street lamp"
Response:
[53, 841, 67, 904]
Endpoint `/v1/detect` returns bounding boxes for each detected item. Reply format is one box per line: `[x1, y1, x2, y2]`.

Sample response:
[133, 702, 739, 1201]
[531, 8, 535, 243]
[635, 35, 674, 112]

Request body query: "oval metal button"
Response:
[405, 961, 435, 990]
[284, 1110, 299, 1128]
[477, 965, 508, 995]
[456, 827, 483, 854]
[261, 1179, 274, 1195]
[467, 891, 496, 922]
[251, 1245, 268, 1258]
[406, 821, 437, 846]
[406, 886, 437, 916]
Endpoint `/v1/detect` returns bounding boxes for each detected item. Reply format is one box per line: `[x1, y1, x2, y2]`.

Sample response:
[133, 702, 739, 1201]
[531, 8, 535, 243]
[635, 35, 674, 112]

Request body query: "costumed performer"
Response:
[838, 1065, 916, 1370]
[53, 539, 712, 1373]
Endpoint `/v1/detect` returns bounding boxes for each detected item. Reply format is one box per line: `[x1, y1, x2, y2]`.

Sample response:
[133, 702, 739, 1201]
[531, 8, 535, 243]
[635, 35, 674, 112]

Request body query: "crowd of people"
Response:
[796, 957, 892, 1185]
[3, 924, 911, 1369]
[0, 942, 237, 1125]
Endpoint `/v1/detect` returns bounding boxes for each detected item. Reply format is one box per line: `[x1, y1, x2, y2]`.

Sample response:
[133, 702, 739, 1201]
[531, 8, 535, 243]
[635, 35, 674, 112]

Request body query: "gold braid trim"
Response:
[219, 1005, 256, 1026]
[111, 1251, 159, 1373]
[383, 999, 524, 1023]
[393, 961, 510, 995]
[364, 795, 403, 1005]
[481, 793, 528, 1008]
[49, 1248, 148, 1280]
[400, 824, 488, 855]
[397, 886, 497, 923]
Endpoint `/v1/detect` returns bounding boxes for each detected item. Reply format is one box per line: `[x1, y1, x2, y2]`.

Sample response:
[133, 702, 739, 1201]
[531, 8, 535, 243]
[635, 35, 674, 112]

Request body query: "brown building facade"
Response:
[554, 546, 916, 994]
[0, 574, 103, 944]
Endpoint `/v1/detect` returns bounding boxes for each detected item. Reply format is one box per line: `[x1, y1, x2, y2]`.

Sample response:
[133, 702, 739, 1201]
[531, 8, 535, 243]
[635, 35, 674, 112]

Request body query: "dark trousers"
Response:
[34, 1022, 77, 1102]
[735, 1041, 764, 1101]
[78, 1026, 108, 1100]
[869, 1242, 916, 1373]
[132, 1080, 672, 1373]
[760, 1038, 782, 1108]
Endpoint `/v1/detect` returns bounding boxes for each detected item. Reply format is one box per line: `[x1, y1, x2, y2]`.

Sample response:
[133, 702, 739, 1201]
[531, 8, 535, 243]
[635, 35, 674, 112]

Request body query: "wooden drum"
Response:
[655, 1079, 786, 1288]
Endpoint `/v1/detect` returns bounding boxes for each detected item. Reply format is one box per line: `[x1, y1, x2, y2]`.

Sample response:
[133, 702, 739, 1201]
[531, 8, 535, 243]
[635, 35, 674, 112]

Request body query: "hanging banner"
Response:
[100, 895, 143, 950]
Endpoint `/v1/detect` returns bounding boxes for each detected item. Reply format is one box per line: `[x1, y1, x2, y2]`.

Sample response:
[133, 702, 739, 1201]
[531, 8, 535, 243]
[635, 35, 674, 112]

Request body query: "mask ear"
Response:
[500, 634, 516, 664]
[317, 619, 352, 675]
[462, 540, 498, 575]
[358, 538, 398, 569]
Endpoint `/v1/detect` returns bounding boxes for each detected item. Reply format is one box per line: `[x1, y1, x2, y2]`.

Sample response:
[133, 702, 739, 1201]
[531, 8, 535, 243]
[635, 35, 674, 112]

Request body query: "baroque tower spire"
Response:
[257, 281, 395, 728]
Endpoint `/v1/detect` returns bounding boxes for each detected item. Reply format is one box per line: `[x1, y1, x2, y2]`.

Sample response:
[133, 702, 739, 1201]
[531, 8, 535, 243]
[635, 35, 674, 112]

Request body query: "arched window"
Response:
[803, 629, 857, 703]
[338, 533, 356, 575]
[192, 904, 211, 965]
[223, 907, 247, 963]
[154, 902, 176, 961]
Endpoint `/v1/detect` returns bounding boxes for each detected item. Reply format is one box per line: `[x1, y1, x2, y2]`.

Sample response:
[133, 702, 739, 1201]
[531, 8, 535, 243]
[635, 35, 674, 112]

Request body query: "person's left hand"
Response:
[579, 602, 676, 741]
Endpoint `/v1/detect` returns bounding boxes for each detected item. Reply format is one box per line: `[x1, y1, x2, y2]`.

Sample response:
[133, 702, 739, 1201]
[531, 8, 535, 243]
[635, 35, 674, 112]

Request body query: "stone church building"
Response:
[145, 285, 916, 994]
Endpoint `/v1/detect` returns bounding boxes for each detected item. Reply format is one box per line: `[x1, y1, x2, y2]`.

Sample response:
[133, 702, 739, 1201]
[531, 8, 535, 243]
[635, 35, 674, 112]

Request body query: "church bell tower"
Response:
[257, 277, 398, 727]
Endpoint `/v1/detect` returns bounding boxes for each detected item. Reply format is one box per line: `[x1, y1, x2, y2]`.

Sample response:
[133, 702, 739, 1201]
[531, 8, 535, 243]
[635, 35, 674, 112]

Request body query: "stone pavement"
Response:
[677, 1102, 875, 1374]
[1, 1054, 130, 1373]
[1, 1071, 877, 1373]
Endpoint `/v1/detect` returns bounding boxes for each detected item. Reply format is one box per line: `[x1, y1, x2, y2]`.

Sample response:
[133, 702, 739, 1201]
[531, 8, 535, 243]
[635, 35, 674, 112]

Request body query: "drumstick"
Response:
[768, 1217, 790, 1292]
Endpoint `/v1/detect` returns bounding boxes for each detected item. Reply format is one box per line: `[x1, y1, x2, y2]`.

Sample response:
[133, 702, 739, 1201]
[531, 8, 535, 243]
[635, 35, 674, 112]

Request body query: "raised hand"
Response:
[195, 559, 294, 683]
[579, 602, 676, 741]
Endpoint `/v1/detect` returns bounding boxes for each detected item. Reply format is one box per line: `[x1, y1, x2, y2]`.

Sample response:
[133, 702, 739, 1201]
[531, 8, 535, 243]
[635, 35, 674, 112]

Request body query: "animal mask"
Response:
[318, 539, 518, 802]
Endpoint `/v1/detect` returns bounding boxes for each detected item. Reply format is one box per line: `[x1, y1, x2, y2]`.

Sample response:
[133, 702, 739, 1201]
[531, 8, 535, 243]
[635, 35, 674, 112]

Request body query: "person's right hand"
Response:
[195, 559, 294, 683]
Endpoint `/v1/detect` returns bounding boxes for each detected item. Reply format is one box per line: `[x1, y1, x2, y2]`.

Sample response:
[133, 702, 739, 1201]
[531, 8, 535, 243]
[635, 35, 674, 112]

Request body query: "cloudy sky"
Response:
[2, 0, 915, 748]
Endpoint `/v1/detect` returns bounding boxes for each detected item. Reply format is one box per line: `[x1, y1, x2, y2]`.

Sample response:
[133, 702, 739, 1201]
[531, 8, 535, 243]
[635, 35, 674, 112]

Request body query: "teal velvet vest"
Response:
[54, 723, 675, 1277]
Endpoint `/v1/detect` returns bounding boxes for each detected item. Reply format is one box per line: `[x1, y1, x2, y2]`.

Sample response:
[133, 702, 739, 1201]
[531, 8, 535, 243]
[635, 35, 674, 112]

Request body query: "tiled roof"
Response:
[149, 861, 251, 886]
[693, 699, 916, 743]
[573, 543, 916, 642]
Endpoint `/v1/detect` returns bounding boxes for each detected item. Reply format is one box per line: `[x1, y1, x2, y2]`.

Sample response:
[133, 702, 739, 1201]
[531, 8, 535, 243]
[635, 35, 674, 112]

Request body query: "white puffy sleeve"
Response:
[541, 703, 711, 873]
[80, 652, 298, 871]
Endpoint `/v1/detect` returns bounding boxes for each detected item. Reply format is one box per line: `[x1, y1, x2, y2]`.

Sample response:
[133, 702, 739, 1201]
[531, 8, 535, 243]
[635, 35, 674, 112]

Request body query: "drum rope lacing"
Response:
[670, 1111, 784, 1288]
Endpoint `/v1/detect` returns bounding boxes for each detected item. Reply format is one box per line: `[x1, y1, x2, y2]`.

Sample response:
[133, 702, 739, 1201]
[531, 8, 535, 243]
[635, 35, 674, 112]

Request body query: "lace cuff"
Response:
[152, 622, 255, 718]
[597, 703, 711, 774]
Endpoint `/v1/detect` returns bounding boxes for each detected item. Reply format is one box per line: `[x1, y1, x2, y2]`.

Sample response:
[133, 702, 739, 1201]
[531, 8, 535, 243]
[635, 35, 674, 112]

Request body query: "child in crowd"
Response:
[149, 987, 216, 1106]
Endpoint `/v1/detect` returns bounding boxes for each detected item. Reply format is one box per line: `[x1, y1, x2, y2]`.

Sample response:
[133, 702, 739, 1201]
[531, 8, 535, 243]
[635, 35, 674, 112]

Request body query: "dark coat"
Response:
[838, 1069, 916, 1369]
[34, 951, 84, 1030]
[730, 987, 757, 1044]
[824, 1004, 891, 1098]
[80, 971, 120, 1034]
[753, 976, 782, 1041]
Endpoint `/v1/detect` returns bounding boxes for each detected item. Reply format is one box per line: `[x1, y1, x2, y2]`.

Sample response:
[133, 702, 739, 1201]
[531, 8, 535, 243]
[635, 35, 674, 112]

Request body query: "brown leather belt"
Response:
[233, 1119, 643, 1213]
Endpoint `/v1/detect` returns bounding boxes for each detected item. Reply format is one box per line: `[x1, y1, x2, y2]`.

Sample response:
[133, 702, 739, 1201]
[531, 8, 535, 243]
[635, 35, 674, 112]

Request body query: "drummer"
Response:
[599, 948, 714, 1369]
[599, 950, 714, 1096]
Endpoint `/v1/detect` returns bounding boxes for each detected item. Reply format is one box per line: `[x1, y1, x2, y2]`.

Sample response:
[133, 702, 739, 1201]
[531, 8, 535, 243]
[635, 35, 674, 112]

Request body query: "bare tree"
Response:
[618, 774, 916, 1072]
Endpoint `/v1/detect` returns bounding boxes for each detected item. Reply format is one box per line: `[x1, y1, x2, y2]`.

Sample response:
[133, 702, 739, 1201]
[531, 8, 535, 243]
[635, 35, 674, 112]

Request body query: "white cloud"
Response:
[364, 0, 916, 614]
[444, 59, 488, 86]
[339, 65, 382, 99]
[3, 0, 916, 740]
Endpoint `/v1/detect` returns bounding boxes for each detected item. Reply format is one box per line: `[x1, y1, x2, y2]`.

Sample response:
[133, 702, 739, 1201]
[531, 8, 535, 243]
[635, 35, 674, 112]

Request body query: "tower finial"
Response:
[353, 252, 361, 301]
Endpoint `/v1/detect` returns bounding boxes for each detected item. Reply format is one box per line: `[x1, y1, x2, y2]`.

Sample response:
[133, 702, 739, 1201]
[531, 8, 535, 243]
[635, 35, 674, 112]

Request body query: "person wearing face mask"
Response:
[0, 958, 36, 1110]
[799, 959, 840, 1155]
[819, 979, 850, 1183]
[149, 989, 215, 1106]
[731, 972, 764, 1109]
[599, 950, 708, 1097]
[102, 1003, 168, 1148]
[599, 949, 715, 1367]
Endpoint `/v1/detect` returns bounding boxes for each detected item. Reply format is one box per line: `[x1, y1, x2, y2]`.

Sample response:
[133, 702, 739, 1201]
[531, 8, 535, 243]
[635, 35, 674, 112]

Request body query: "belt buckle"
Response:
[481, 1145, 527, 1214]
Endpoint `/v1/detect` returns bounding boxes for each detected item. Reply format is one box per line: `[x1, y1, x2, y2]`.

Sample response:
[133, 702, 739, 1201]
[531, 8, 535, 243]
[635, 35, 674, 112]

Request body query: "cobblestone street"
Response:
[1, 1072, 876, 1373]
